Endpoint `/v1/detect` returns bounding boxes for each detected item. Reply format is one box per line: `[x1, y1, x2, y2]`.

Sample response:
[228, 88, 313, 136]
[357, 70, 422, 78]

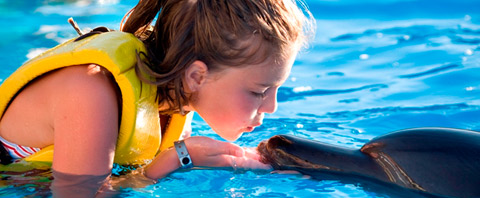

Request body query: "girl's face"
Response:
[188, 52, 296, 141]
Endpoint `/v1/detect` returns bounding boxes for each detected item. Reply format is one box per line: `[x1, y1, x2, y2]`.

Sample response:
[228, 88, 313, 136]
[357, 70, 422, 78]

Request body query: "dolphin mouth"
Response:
[257, 135, 332, 170]
[257, 136, 288, 169]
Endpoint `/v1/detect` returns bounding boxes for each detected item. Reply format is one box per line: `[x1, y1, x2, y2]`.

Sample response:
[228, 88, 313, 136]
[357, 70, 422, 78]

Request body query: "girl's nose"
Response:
[259, 89, 278, 114]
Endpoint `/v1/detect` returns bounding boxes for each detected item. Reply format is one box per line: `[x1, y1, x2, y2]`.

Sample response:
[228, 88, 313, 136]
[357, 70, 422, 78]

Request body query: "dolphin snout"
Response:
[257, 135, 296, 168]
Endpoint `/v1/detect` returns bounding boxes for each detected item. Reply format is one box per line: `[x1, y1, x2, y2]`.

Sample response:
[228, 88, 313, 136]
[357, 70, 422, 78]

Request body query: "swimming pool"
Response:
[1, 0, 480, 197]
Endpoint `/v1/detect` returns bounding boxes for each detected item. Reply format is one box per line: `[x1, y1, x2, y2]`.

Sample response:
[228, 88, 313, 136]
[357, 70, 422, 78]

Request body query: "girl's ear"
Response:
[184, 60, 208, 93]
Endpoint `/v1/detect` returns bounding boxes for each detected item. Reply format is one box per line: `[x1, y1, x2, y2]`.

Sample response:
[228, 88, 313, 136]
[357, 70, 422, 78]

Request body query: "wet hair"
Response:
[121, 0, 314, 115]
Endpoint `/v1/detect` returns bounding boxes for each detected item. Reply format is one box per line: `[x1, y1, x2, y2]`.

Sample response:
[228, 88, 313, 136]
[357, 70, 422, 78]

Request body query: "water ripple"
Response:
[324, 103, 472, 120]
[398, 63, 461, 78]
[278, 84, 388, 102]
[332, 25, 480, 44]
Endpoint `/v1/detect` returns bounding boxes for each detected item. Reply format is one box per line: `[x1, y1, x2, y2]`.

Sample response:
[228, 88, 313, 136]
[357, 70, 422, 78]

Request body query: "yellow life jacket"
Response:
[0, 31, 192, 165]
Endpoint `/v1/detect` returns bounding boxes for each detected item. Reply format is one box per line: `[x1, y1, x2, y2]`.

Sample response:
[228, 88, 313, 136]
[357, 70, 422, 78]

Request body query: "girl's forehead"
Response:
[208, 45, 297, 81]
[223, 52, 295, 86]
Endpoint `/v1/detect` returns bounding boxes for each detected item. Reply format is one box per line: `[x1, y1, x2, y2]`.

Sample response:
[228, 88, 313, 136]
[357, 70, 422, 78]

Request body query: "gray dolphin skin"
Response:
[257, 128, 480, 197]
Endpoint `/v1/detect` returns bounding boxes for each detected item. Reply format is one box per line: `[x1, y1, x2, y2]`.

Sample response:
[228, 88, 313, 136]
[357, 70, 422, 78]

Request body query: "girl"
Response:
[0, 0, 313, 195]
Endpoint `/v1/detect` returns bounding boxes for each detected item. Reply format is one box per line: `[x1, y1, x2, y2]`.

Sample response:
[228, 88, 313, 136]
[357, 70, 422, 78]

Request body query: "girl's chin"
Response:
[219, 131, 243, 142]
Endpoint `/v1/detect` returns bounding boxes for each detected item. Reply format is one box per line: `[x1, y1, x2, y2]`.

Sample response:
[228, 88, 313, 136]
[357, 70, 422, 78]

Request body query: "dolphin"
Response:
[257, 128, 480, 197]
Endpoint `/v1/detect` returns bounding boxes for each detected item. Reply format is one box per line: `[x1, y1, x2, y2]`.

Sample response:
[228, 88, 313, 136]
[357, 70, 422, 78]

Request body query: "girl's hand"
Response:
[184, 136, 243, 167]
[185, 136, 272, 170]
[232, 147, 273, 171]
[144, 136, 271, 179]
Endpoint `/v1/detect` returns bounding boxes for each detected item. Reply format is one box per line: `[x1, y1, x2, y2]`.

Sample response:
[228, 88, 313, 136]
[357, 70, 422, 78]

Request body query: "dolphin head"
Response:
[257, 135, 342, 171]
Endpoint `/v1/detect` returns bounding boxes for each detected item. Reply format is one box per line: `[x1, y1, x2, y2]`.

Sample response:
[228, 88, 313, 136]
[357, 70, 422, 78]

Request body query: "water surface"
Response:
[1, 0, 480, 197]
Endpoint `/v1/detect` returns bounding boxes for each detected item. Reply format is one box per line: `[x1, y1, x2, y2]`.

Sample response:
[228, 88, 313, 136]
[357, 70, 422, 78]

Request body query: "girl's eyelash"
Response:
[252, 91, 266, 98]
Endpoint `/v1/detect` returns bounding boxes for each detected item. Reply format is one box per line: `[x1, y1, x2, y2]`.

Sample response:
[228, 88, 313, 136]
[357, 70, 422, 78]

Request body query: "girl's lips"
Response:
[244, 121, 262, 132]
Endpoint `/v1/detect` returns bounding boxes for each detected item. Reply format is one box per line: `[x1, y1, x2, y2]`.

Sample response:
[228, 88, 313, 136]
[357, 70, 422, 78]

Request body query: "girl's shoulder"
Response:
[49, 64, 118, 97]
[47, 65, 121, 118]
[0, 64, 120, 148]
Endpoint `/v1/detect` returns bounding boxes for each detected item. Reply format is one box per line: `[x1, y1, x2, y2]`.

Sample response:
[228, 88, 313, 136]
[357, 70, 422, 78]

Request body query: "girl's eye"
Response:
[251, 91, 267, 98]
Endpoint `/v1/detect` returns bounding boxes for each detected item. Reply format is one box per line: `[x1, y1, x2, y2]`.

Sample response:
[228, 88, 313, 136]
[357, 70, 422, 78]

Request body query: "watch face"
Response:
[182, 157, 191, 165]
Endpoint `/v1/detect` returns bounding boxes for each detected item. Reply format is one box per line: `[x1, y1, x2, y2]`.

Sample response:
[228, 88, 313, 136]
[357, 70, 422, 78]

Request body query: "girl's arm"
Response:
[50, 65, 119, 179]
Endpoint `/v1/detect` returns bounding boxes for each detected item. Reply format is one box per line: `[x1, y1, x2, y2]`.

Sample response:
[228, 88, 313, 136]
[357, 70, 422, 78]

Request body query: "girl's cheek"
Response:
[240, 92, 261, 108]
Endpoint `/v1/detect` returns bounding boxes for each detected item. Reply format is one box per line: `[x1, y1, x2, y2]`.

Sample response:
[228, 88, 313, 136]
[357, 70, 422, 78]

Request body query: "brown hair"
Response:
[121, 0, 314, 115]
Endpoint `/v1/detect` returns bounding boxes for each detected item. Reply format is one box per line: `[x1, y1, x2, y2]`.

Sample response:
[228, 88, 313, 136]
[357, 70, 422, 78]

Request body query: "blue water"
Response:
[1, 0, 480, 197]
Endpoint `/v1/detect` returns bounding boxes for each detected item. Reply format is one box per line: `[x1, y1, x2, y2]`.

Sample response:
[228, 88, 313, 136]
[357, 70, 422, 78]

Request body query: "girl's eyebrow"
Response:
[255, 82, 273, 87]
[255, 82, 280, 87]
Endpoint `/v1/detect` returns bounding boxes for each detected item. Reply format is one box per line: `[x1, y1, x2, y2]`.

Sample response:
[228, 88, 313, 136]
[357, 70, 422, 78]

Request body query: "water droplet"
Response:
[296, 123, 304, 129]
[290, 77, 297, 82]
[293, 86, 312, 93]
[359, 54, 369, 60]
[392, 62, 400, 67]
[466, 86, 475, 91]
[465, 49, 473, 56]
[403, 35, 411, 40]
[376, 32, 383, 38]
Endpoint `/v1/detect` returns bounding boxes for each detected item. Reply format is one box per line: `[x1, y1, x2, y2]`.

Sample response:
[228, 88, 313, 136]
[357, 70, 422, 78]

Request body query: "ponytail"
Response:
[121, 0, 162, 36]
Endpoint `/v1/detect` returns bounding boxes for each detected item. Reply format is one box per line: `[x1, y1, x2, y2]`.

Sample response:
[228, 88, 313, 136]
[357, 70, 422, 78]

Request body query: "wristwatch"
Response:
[173, 140, 194, 169]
